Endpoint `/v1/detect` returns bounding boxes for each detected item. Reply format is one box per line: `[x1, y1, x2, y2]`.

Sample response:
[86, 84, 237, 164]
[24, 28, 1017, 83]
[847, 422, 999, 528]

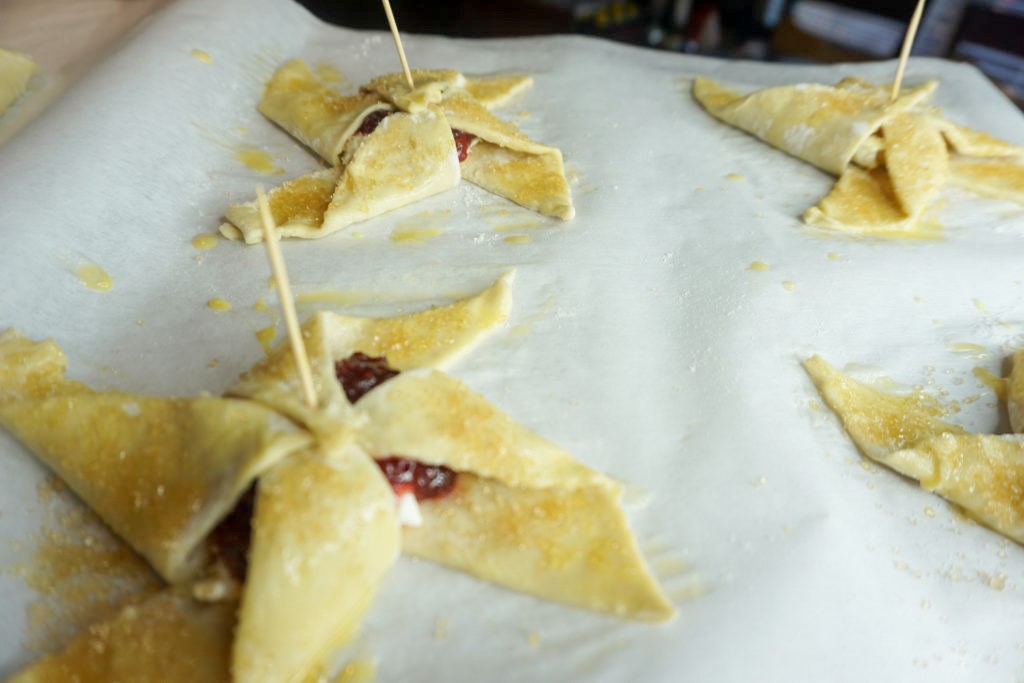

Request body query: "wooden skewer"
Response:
[381, 0, 415, 90]
[890, 0, 927, 103]
[255, 185, 318, 409]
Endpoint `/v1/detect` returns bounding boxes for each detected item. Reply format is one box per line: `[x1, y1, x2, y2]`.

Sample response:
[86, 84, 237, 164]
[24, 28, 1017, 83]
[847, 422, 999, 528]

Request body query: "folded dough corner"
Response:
[3, 275, 676, 680]
[804, 354, 1024, 545]
[693, 76, 1024, 236]
[221, 59, 573, 243]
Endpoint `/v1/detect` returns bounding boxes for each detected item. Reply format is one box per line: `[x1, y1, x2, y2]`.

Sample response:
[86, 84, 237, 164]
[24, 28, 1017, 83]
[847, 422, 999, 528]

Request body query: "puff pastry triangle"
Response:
[223, 60, 573, 241]
[258, 59, 391, 165]
[694, 75, 1024, 235]
[230, 273, 513, 432]
[233, 441, 399, 683]
[354, 369, 675, 620]
[6, 590, 234, 683]
[805, 355, 1024, 544]
[0, 331, 310, 583]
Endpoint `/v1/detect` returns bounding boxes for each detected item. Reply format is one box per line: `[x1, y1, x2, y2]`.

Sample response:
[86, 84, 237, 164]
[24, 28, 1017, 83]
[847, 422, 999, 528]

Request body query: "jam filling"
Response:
[376, 456, 457, 501]
[355, 110, 393, 136]
[352, 111, 476, 163]
[335, 352, 400, 404]
[208, 485, 256, 582]
[336, 352, 458, 501]
[451, 128, 477, 162]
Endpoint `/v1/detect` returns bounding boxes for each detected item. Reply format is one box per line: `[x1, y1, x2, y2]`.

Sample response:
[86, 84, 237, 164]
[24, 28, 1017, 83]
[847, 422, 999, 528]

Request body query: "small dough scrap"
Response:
[234, 443, 399, 683]
[364, 69, 465, 112]
[0, 48, 36, 116]
[462, 74, 533, 109]
[0, 331, 310, 583]
[220, 168, 340, 243]
[259, 59, 391, 165]
[6, 590, 234, 683]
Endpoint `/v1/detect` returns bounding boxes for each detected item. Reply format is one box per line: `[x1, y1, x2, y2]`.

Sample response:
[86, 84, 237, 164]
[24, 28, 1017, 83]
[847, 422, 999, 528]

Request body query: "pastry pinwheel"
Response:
[804, 355, 1024, 544]
[220, 60, 573, 244]
[3, 276, 672, 682]
[693, 76, 1024, 235]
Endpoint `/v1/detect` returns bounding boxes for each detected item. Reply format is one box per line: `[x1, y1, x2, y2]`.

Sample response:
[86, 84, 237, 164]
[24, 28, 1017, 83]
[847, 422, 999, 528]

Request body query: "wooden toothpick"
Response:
[381, 0, 415, 90]
[255, 185, 318, 409]
[890, 0, 927, 102]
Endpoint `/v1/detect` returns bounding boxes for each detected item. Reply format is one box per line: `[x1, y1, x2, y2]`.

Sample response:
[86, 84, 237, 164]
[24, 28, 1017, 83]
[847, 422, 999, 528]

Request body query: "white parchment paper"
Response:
[2, 0, 1024, 680]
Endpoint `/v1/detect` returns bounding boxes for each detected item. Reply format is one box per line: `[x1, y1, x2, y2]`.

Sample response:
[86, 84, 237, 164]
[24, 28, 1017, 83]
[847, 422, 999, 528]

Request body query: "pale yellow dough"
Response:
[0, 330, 310, 584]
[230, 274, 672, 621]
[693, 75, 1024, 236]
[3, 274, 675, 680]
[222, 60, 573, 241]
[7, 590, 234, 683]
[805, 355, 1024, 544]
[0, 48, 36, 116]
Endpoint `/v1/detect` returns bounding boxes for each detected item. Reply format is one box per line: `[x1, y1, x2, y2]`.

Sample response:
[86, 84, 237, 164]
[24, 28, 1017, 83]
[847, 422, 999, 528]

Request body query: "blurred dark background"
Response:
[297, 0, 1024, 106]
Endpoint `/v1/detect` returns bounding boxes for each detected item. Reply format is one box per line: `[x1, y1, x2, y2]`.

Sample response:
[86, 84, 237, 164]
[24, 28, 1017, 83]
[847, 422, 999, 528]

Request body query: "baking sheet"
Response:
[2, 0, 1024, 680]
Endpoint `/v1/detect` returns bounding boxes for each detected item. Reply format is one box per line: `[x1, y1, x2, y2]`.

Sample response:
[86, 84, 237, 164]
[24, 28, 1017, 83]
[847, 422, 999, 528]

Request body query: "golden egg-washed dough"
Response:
[220, 168, 339, 242]
[234, 443, 398, 683]
[229, 272, 513, 434]
[805, 355, 1024, 544]
[258, 58, 391, 164]
[407, 473, 675, 620]
[232, 272, 672, 620]
[363, 69, 465, 112]
[6, 590, 234, 683]
[948, 156, 1024, 206]
[0, 48, 35, 116]
[221, 110, 459, 243]
[440, 92, 574, 219]
[463, 74, 533, 109]
[693, 76, 937, 176]
[356, 370, 675, 620]
[222, 60, 572, 242]
[0, 330, 310, 584]
[694, 76, 1024, 236]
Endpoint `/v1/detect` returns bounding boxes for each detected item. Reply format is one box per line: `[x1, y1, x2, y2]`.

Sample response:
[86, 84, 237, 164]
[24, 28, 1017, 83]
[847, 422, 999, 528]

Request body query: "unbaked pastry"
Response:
[693, 76, 1024, 235]
[227, 273, 671, 620]
[221, 59, 572, 242]
[804, 355, 1024, 544]
[3, 276, 673, 681]
[0, 48, 35, 116]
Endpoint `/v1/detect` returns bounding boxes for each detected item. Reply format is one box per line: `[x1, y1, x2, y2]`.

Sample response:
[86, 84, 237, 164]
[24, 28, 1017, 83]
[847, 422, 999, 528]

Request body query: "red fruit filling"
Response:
[375, 456, 457, 501]
[355, 110, 393, 136]
[335, 352, 400, 404]
[208, 485, 256, 581]
[452, 128, 477, 162]
[335, 352, 458, 500]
